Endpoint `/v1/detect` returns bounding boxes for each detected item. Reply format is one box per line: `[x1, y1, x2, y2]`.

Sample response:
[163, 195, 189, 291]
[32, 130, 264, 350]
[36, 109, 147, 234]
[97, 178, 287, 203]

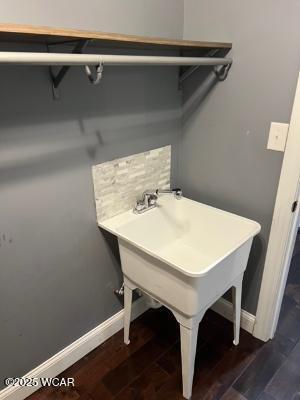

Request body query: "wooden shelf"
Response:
[0, 23, 232, 52]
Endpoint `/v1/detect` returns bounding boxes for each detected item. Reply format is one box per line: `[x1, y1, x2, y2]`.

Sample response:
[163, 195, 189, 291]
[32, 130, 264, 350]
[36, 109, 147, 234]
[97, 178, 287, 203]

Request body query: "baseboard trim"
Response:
[0, 296, 255, 400]
[211, 297, 256, 334]
[0, 297, 149, 400]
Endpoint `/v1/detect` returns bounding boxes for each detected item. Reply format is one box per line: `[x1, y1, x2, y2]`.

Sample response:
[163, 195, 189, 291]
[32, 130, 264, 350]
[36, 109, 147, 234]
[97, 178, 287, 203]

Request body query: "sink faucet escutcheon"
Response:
[133, 188, 182, 214]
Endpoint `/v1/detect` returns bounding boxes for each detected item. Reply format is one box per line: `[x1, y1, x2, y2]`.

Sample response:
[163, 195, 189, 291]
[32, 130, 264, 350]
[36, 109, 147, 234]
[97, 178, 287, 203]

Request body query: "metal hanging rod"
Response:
[0, 51, 232, 67]
[0, 50, 232, 99]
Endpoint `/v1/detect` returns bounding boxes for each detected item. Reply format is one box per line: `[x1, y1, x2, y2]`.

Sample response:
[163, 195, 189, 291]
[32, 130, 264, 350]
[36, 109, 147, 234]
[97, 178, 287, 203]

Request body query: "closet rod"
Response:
[0, 52, 232, 66]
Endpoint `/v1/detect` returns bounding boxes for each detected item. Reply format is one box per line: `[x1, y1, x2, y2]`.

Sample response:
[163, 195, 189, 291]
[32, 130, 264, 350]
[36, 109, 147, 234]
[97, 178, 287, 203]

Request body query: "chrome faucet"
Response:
[133, 187, 182, 214]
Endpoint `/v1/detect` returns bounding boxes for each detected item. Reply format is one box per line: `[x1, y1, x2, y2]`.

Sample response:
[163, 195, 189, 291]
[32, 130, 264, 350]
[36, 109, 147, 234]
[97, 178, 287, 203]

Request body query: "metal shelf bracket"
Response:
[49, 39, 89, 100]
[179, 49, 231, 88]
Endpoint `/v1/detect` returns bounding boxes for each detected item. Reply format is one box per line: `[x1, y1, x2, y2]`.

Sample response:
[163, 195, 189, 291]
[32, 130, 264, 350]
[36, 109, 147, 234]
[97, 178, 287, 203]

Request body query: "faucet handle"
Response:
[133, 200, 145, 214]
[142, 190, 158, 206]
[147, 193, 158, 205]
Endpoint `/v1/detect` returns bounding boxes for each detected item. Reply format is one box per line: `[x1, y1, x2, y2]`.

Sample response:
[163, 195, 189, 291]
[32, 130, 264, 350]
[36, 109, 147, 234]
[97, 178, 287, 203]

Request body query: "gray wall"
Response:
[0, 1, 183, 384]
[0, 0, 183, 38]
[181, 0, 300, 314]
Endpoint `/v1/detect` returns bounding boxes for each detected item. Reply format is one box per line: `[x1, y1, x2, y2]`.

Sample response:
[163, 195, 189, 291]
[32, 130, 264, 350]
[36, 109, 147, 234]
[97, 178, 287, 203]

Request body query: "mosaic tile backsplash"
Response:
[92, 146, 171, 222]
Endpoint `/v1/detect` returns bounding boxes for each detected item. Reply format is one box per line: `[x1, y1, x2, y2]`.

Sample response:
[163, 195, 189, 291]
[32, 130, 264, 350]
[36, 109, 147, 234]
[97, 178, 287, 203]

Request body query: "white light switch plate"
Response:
[267, 122, 289, 152]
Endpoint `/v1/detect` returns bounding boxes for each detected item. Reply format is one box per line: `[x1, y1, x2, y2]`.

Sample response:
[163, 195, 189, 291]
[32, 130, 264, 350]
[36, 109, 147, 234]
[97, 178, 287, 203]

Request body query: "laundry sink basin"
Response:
[99, 196, 260, 399]
[100, 196, 260, 278]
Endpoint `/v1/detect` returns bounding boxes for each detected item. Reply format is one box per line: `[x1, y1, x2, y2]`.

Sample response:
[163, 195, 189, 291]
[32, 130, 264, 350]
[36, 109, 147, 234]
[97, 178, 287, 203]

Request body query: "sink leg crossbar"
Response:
[123, 275, 243, 399]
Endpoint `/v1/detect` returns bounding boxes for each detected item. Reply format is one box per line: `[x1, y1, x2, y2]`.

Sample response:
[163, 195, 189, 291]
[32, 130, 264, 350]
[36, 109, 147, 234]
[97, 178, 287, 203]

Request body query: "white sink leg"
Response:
[124, 283, 133, 345]
[180, 323, 199, 399]
[232, 275, 243, 346]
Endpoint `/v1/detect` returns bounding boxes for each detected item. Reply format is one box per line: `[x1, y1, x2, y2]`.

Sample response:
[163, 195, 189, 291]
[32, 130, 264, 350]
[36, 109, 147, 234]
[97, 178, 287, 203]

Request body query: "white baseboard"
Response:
[0, 297, 149, 400]
[211, 297, 256, 334]
[0, 296, 255, 400]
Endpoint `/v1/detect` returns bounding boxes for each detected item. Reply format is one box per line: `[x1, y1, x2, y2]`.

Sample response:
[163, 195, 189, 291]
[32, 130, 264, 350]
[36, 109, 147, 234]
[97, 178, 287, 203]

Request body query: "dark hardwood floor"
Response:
[28, 233, 300, 400]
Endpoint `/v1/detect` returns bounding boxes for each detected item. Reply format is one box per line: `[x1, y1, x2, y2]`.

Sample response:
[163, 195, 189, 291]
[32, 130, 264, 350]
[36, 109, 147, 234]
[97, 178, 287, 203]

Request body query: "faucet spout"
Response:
[156, 188, 182, 200]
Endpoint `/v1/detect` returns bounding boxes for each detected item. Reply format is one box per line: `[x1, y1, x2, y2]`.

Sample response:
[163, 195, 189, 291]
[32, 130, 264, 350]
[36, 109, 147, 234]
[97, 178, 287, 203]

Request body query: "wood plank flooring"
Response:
[28, 233, 300, 400]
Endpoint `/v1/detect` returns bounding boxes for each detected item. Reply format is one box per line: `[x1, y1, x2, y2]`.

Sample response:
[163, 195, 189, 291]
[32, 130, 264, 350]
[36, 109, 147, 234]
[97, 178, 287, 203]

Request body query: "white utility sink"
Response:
[99, 196, 260, 399]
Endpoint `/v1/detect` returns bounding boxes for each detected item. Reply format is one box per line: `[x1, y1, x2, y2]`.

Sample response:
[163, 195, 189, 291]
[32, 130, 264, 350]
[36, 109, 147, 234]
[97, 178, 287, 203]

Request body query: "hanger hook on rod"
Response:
[213, 63, 232, 82]
[84, 63, 104, 85]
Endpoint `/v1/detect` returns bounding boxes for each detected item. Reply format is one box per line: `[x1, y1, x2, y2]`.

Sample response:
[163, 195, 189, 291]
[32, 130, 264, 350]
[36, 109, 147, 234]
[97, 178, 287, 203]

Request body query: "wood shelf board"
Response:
[0, 23, 232, 51]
